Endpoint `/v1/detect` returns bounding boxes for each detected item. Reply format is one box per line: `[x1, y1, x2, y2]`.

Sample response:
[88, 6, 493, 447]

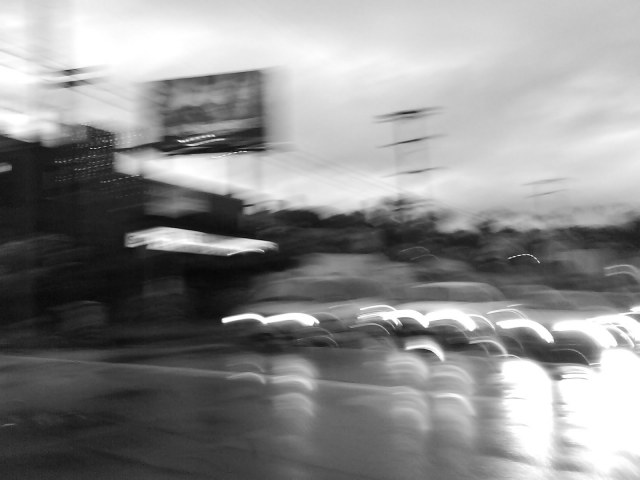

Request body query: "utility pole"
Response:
[46, 66, 104, 129]
[376, 107, 443, 218]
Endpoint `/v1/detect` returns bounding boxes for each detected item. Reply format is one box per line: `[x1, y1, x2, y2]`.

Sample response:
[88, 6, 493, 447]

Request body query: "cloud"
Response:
[69, 0, 640, 219]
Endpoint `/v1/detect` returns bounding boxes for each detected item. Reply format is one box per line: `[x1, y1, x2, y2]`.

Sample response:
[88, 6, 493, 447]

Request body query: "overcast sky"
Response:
[3, 0, 640, 224]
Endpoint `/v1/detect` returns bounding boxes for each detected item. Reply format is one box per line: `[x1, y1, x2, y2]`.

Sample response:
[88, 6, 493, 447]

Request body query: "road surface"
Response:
[2, 345, 640, 479]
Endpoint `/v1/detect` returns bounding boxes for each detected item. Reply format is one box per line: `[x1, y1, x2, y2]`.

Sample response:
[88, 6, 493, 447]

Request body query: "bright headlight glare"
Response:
[424, 309, 476, 331]
[497, 319, 554, 343]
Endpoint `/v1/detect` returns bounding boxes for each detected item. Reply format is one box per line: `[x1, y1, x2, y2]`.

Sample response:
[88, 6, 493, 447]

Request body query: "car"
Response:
[221, 275, 393, 349]
[485, 306, 629, 368]
[396, 282, 510, 317]
[392, 281, 508, 334]
[400, 282, 507, 305]
[236, 275, 390, 319]
[507, 287, 618, 314]
[370, 281, 513, 357]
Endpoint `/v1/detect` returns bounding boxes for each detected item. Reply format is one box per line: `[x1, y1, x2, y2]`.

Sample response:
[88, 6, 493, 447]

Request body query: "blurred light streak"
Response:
[222, 312, 319, 326]
[496, 319, 554, 343]
[228, 372, 267, 384]
[501, 359, 552, 402]
[349, 323, 392, 335]
[502, 398, 553, 464]
[501, 362, 554, 466]
[604, 264, 640, 285]
[605, 325, 634, 348]
[487, 308, 529, 319]
[360, 305, 396, 312]
[357, 312, 402, 327]
[468, 338, 508, 356]
[569, 349, 640, 473]
[226, 248, 266, 256]
[591, 314, 640, 342]
[295, 335, 339, 347]
[389, 309, 428, 327]
[390, 388, 430, 434]
[360, 309, 427, 328]
[264, 313, 319, 327]
[270, 356, 318, 379]
[468, 314, 495, 332]
[226, 353, 266, 371]
[432, 393, 476, 416]
[430, 364, 474, 386]
[391, 405, 430, 433]
[271, 355, 318, 446]
[507, 253, 540, 263]
[556, 364, 593, 380]
[404, 338, 445, 361]
[272, 392, 316, 418]
[424, 309, 476, 331]
[222, 313, 265, 324]
[386, 352, 431, 386]
[271, 375, 316, 391]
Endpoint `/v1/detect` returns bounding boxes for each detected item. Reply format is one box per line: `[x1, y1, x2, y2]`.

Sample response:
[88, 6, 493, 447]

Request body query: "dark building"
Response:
[1, 127, 273, 322]
[139, 179, 243, 236]
[40, 125, 115, 190]
[37, 126, 243, 251]
[40, 172, 146, 250]
[0, 135, 42, 239]
[36, 126, 148, 250]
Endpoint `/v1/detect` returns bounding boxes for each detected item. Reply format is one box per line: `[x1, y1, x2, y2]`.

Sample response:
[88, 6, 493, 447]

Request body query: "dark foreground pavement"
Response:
[2, 345, 640, 479]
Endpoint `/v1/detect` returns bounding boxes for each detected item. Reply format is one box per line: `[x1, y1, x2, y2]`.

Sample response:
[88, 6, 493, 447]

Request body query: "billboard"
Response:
[148, 70, 266, 154]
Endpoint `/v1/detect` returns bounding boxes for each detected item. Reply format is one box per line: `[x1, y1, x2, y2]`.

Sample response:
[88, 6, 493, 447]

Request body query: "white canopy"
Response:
[125, 227, 278, 256]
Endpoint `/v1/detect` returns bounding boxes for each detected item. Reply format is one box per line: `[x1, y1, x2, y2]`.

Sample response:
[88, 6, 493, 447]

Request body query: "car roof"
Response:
[410, 282, 496, 288]
[260, 275, 381, 285]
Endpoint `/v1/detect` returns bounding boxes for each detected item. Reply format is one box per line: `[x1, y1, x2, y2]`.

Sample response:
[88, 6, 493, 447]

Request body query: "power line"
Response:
[290, 148, 490, 221]
[296, 148, 445, 206]
[385, 167, 446, 177]
[293, 150, 398, 195]
[0, 37, 138, 103]
[265, 146, 394, 194]
[271, 149, 489, 222]
[268, 154, 379, 199]
[376, 107, 443, 122]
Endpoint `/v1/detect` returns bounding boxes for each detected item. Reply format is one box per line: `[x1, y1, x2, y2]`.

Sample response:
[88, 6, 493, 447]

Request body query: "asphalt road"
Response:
[2, 345, 640, 479]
